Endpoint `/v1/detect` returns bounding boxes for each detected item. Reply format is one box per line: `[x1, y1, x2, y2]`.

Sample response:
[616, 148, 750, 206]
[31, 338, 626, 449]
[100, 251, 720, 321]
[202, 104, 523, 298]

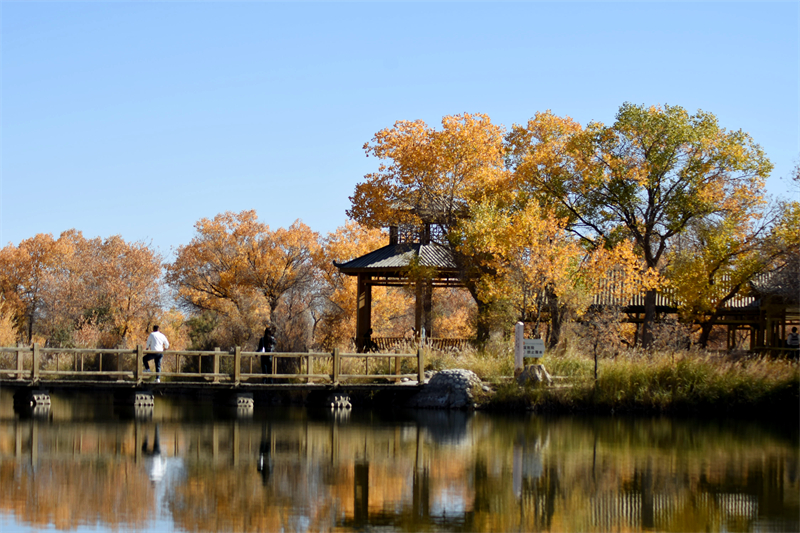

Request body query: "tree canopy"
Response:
[0, 231, 163, 347]
[506, 103, 773, 346]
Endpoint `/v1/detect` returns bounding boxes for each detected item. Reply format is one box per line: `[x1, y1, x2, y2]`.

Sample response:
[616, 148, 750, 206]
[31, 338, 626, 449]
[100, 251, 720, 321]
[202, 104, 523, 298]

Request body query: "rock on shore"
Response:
[408, 369, 484, 409]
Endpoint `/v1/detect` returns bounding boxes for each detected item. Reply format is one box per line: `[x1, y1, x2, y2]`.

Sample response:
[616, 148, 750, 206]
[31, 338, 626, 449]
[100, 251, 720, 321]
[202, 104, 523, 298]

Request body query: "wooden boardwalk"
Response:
[0, 345, 426, 390]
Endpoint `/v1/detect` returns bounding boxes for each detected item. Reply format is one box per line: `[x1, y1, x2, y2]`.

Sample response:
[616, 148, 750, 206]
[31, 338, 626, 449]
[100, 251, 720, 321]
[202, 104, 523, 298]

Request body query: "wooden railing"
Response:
[357, 337, 473, 351]
[0, 345, 425, 386]
[591, 271, 764, 310]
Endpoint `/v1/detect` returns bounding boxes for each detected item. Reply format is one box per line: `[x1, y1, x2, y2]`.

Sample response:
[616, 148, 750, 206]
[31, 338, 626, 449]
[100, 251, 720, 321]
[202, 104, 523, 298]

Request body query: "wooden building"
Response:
[334, 220, 465, 352]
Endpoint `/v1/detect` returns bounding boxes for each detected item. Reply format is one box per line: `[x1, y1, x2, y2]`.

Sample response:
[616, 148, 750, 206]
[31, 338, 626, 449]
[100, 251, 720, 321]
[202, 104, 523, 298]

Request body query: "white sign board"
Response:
[523, 339, 545, 358]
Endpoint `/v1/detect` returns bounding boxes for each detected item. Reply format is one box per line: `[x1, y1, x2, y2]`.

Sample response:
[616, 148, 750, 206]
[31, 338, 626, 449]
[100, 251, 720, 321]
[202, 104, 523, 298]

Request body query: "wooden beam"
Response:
[356, 274, 372, 353]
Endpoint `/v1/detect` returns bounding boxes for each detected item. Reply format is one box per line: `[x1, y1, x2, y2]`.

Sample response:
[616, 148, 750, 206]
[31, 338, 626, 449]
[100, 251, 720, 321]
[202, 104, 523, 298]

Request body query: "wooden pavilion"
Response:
[334, 220, 466, 352]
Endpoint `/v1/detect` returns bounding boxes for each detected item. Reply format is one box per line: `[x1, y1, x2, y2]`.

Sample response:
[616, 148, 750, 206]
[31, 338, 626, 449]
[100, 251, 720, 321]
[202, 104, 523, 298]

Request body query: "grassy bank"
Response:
[424, 343, 800, 418]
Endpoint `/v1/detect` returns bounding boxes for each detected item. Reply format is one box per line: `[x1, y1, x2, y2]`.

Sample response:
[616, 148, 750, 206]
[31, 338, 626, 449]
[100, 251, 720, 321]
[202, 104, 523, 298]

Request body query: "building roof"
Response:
[334, 241, 458, 274]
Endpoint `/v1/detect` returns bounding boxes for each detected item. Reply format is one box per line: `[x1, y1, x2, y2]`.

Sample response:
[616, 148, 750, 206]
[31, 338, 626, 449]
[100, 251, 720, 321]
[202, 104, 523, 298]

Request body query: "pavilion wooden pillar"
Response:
[414, 279, 434, 339]
[424, 279, 433, 337]
[356, 274, 372, 352]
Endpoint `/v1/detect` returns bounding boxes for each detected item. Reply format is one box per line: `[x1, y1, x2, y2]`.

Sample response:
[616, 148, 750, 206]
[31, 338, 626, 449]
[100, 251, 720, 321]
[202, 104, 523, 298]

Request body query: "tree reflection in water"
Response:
[0, 391, 797, 532]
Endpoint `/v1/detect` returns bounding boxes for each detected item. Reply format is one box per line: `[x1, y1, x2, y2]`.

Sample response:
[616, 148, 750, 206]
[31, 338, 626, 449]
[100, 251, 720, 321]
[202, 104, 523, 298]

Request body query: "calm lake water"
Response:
[0, 388, 798, 533]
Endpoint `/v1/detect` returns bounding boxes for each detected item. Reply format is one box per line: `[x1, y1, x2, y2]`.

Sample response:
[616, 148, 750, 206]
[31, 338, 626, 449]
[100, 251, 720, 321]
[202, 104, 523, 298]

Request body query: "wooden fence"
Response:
[369, 337, 472, 351]
[591, 271, 762, 310]
[0, 345, 425, 386]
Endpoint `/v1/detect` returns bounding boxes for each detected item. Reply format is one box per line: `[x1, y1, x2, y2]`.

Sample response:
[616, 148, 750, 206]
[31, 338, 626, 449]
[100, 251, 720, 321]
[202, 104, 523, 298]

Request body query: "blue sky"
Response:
[2, 1, 797, 258]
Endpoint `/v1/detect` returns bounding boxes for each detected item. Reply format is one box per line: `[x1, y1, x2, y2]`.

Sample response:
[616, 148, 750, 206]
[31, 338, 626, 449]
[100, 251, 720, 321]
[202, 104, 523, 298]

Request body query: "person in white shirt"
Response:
[144, 325, 169, 382]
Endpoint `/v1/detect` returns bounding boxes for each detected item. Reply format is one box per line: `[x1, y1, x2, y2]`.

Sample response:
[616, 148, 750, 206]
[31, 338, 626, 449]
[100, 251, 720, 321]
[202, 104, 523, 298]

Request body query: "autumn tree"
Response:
[0, 231, 164, 347]
[431, 287, 475, 339]
[349, 113, 508, 234]
[166, 211, 320, 349]
[348, 113, 510, 341]
[458, 196, 657, 347]
[0, 233, 58, 342]
[457, 200, 582, 345]
[84, 234, 164, 345]
[693, 164, 799, 348]
[0, 300, 19, 346]
[41, 231, 164, 346]
[509, 104, 773, 347]
[665, 201, 792, 347]
[246, 220, 320, 319]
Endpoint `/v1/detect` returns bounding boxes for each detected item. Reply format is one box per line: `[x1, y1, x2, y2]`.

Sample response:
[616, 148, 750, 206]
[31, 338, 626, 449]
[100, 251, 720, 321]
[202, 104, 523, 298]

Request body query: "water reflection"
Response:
[0, 390, 797, 532]
[142, 425, 166, 483]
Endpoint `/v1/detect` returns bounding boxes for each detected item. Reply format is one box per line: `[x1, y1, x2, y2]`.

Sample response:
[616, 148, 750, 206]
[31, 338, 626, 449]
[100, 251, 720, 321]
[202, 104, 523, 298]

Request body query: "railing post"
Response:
[417, 348, 424, 383]
[136, 345, 143, 383]
[213, 348, 220, 383]
[16, 345, 24, 380]
[234, 346, 241, 384]
[31, 343, 40, 381]
[332, 348, 340, 383]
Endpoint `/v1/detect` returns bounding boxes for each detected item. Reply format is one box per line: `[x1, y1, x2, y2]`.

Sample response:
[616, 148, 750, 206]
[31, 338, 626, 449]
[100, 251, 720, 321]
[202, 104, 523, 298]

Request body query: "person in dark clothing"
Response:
[788, 327, 800, 358]
[258, 326, 277, 382]
[362, 328, 379, 353]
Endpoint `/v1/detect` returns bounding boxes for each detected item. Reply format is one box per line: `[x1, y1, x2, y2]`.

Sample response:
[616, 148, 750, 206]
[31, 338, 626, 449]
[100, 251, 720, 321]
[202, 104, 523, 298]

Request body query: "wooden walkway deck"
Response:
[0, 345, 426, 390]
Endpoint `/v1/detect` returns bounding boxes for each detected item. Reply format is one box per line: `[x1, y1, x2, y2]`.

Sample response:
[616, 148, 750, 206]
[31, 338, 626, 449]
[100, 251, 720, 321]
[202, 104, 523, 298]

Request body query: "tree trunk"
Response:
[27, 312, 34, 345]
[546, 285, 561, 349]
[698, 320, 715, 348]
[464, 279, 491, 346]
[474, 298, 491, 346]
[641, 289, 657, 348]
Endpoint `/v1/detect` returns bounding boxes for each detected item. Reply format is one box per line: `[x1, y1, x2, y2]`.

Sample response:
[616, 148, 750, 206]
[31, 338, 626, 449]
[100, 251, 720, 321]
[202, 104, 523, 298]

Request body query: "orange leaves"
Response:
[166, 211, 320, 345]
[349, 113, 509, 233]
[459, 199, 583, 309]
[0, 231, 163, 346]
[0, 300, 18, 345]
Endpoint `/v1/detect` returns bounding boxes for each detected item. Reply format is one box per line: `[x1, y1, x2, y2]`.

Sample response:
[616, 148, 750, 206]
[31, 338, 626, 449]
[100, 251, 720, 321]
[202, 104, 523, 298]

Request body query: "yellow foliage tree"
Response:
[508, 104, 772, 347]
[349, 113, 508, 234]
[348, 113, 510, 342]
[0, 233, 58, 343]
[0, 231, 163, 347]
[668, 199, 800, 347]
[166, 211, 320, 349]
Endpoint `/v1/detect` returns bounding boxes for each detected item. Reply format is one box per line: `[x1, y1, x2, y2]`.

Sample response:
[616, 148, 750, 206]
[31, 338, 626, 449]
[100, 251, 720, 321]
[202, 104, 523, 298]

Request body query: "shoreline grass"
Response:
[424, 343, 800, 418]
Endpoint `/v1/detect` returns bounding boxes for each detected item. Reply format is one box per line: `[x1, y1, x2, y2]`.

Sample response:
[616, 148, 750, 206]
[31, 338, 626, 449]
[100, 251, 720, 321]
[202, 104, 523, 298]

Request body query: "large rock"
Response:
[408, 369, 483, 409]
[516, 364, 552, 387]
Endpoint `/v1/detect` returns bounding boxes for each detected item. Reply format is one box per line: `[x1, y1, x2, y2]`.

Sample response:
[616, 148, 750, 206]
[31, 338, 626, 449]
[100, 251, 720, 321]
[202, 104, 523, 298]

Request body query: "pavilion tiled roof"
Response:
[334, 242, 458, 274]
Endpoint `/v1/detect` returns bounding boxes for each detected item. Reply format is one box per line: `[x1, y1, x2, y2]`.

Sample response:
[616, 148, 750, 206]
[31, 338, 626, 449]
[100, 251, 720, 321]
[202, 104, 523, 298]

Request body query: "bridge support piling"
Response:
[113, 390, 155, 420]
[13, 389, 51, 418]
[231, 392, 254, 409]
[214, 392, 254, 418]
[327, 392, 352, 410]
